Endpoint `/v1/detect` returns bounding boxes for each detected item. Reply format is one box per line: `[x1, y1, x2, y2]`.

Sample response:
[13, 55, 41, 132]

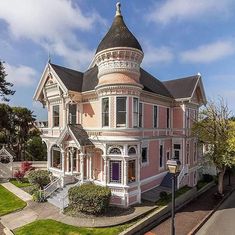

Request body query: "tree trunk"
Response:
[218, 167, 226, 195]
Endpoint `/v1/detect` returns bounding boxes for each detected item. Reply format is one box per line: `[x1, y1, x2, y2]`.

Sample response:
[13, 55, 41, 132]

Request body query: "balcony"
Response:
[40, 127, 63, 137]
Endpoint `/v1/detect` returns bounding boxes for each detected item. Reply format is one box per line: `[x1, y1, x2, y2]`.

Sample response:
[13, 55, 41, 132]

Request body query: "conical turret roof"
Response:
[96, 3, 142, 54]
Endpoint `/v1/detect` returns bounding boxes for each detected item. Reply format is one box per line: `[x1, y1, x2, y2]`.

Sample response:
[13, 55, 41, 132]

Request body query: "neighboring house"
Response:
[33, 3, 206, 207]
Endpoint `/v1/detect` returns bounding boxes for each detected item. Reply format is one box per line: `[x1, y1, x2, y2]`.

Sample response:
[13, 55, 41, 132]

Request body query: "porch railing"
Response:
[43, 177, 61, 199]
[177, 164, 189, 189]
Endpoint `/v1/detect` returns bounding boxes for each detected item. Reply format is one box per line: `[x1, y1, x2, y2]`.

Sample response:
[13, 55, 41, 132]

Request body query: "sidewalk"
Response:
[147, 175, 235, 235]
[1, 182, 32, 202]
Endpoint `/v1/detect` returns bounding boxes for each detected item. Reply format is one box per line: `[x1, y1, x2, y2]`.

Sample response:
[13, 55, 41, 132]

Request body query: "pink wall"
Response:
[158, 107, 167, 128]
[173, 107, 183, 129]
[144, 104, 153, 128]
[82, 102, 99, 128]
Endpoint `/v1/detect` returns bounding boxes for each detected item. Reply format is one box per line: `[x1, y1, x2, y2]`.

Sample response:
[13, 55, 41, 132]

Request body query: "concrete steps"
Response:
[47, 182, 78, 209]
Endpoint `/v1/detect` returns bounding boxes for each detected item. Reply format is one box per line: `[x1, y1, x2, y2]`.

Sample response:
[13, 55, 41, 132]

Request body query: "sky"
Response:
[0, 0, 235, 120]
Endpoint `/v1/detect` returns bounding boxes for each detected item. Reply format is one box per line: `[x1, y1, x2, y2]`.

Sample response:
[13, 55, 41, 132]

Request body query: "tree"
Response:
[26, 136, 47, 161]
[0, 60, 15, 101]
[193, 99, 235, 195]
[12, 107, 36, 160]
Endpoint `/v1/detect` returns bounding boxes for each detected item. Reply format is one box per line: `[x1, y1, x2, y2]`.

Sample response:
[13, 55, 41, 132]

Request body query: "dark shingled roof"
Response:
[82, 65, 98, 92]
[140, 68, 173, 98]
[50, 63, 83, 92]
[69, 124, 93, 146]
[50, 62, 199, 100]
[96, 15, 142, 54]
[163, 76, 199, 99]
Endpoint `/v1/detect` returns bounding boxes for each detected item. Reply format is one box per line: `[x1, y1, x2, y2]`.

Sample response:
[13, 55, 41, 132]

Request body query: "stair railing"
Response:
[177, 164, 189, 189]
[43, 177, 62, 199]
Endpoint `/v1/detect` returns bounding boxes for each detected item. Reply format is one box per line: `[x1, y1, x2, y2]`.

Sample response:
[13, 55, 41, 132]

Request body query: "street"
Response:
[196, 190, 235, 235]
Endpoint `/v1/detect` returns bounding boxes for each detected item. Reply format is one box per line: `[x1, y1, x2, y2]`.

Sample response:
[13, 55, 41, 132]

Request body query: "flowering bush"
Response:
[14, 170, 25, 182]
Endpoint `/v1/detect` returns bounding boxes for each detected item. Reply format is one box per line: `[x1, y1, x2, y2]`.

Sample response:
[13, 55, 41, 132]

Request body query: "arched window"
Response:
[128, 147, 136, 155]
[108, 147, 122, 155]
[51, 145, 62, 170]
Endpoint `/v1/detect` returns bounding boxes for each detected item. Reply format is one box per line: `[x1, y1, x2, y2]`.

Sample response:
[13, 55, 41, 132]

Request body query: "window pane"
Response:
[139, 103, 143, 127]
[142, 147, 148, 163]
[102, 98, 109, 127]
[160, 145, 163, 167]
[167, 108, 170, 128]
[153, 106, 158, 128]
[128, 160, 136, 183]
[51, 146, 61, 169]
[110, 161, 121, 183]
[116, 97, 126, 127]
[133, 98, 138, 127]
[69, 104, 77, 125]
[53, 105, 60, 127]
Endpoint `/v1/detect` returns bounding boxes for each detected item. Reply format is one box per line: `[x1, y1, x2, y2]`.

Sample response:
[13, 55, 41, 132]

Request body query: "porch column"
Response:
[79, 152, 84, 183]
[61, 149, 65, 187]
[102, 154, 107, 185]
[76, 150, 79, 172]
[61, 150, 65, 174]
[89, 154, 92, 180]
[66, 153, 69, 172]
[47, 145, 51, 169]
[70, 148, 74, 175]
[123, 158, 128, 186]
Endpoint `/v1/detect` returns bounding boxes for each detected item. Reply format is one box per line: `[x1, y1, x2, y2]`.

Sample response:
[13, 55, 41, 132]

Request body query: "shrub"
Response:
[14, 170, 25, 182]
[159, 191, 168, 201]
[32, 190, 45, 202]
[203, 174, 213, 182]
[27, 185, 39, 195]
[27, 170, 50, 189]
[68, 184, 111, 215]
[21, 161, 34, 174]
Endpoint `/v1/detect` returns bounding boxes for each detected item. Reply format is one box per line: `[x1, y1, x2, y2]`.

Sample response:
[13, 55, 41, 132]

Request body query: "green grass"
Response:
[196, 180, 209, 191]
[0, 185, 27, 216]
[10, 179, 32, 188]
[14, 219, 130, 235]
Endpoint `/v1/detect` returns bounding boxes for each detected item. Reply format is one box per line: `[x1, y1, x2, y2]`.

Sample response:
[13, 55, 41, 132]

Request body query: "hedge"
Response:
[68, 184, 111, 215]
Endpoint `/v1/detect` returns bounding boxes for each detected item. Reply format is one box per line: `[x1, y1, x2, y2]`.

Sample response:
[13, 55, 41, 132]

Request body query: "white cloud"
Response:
[0, 0, 105, 69]
[142, 43, 174, 66]
[147, 0, 233, 24]
[5, 63, 37, 87]
[180, 40, 235, 63]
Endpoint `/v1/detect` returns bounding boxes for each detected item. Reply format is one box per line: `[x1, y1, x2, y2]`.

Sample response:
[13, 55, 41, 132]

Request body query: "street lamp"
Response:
[166, 158, 181, 235]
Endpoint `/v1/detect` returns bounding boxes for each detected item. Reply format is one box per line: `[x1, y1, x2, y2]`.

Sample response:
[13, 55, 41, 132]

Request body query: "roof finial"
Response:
[116, 2, 121, 16]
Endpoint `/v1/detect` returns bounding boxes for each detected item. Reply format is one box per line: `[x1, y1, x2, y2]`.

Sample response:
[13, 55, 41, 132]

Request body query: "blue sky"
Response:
[0, 0, 235, 120]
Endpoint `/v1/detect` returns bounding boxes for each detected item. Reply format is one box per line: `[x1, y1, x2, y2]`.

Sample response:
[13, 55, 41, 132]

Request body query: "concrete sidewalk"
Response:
[1, 182, 32, 202]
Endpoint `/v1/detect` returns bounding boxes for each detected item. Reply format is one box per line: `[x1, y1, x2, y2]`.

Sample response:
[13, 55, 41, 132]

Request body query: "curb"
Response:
[188, 186, 235, 235]
[120, 182, 215, 235]
[3, 227, 14, 235]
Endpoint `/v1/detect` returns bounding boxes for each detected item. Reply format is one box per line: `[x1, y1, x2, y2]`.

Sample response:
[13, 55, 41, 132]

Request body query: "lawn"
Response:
[14, 219, 129, 235]
[0, 185, 27, 216]
[10, 179, 32, 188]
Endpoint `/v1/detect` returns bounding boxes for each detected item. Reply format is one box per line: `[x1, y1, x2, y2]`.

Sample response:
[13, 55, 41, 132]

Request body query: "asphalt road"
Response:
[196, 190, 235, 235]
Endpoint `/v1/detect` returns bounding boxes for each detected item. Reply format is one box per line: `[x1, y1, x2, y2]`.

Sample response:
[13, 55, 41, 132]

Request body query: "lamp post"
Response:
[166, 158, 181, 235]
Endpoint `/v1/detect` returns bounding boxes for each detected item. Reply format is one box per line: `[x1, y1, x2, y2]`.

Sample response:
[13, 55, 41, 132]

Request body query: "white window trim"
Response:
[115, 96, 127, 128]
[52, 104, 60, 128]
[132, 97, 139, 128]
[101, 96, 110, 128]
[139, 102, 143, 128]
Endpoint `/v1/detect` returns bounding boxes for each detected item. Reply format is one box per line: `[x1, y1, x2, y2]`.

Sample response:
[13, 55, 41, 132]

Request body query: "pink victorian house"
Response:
[34, 3, 206, 207]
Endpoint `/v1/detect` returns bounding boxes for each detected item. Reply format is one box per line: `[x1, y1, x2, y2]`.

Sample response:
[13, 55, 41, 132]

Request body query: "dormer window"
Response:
[116, 97, 127, 127]
[53, 105, 60, 127]
[69, 104, 77, 125]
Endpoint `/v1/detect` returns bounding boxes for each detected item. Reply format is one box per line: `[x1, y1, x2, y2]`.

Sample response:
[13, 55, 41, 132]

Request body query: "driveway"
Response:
[196, 190, 235, 235]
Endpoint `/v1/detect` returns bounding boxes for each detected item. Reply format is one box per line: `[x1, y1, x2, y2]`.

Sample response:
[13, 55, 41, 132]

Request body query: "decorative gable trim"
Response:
[33, 63, 68, 102]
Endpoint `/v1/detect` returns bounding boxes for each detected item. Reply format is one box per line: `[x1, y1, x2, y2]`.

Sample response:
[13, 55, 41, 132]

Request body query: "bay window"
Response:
[69, 104, 77, 125]
[109, 160, 122, 183]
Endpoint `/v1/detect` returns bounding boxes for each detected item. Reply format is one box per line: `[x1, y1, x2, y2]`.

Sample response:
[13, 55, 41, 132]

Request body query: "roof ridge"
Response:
[50, 63, 83, 75]
[163, 75, 199, 83]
